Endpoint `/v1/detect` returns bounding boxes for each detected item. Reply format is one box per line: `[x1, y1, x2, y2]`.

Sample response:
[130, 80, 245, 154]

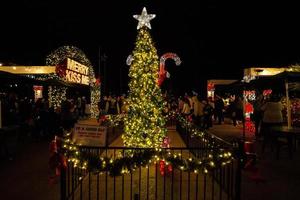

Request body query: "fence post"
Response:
[234, 139, 245, 200]
[60, 165, 67, 200]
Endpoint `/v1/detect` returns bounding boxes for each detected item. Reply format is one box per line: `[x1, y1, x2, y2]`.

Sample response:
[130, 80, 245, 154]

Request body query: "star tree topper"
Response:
[133, 7, 156, 29]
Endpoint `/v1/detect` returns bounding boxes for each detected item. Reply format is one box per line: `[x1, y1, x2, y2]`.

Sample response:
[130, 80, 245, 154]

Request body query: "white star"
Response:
[133, 7, 156, 30]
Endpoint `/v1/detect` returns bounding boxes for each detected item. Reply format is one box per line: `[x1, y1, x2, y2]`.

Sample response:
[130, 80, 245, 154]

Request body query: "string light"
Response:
[48, 86, 67, 109]
[46, 46, 99, 114]
[60, 123, 234, 176]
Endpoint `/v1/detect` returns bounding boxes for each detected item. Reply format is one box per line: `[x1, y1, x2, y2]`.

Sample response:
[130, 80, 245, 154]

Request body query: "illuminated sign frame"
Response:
[56, 58, 90, 85]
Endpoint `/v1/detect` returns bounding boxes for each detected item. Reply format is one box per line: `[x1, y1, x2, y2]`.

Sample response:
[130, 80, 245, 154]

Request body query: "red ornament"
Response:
[245, 102, 253, 113]
[159, 160, 165, 176]
[161, 136, 170, 148]
[96, 78, 101, 86]
[159, 160, 173, 176]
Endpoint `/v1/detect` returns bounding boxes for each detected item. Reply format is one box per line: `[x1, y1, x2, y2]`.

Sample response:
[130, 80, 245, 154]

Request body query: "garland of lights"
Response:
[90, 85, 100, 118]
[48, 86, 67, 109]
[58, 112, 234, 176]
[46, 46, 100, 116]
[60, 130, 233, 177]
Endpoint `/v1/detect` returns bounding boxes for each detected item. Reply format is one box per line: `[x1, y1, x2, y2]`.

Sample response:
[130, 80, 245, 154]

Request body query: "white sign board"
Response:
[73, 124, 107, 147]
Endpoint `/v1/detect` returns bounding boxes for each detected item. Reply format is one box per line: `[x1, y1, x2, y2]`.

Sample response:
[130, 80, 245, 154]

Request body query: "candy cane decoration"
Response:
[126, 52, 181, 87]
[158, 53, 181, 86]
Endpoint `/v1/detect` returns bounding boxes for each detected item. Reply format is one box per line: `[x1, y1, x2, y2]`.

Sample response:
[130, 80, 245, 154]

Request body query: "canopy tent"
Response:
[247, 71, 300, 92]
[248, 71, 300, 128]
[215, 71, 300, 139]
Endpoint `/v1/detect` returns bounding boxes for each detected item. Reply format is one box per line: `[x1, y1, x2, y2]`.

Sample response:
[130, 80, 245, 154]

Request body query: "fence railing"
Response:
[176, 120, 242, 200]
[61, 146, 240, 200]
[60, 118, 242, 200]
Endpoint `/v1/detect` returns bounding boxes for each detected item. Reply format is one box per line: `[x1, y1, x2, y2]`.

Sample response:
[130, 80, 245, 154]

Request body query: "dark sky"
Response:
[1, 0, 300, 95]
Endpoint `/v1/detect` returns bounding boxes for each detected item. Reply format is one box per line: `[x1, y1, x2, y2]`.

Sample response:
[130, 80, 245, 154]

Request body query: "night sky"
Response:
[1, 0, 300, 95]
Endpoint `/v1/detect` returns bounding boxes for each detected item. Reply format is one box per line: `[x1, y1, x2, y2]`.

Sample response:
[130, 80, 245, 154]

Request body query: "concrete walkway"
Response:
[75, 127, 227, 200]
[4, 119, 298, 200]
[0, 139, 60, 200]
[208, 119, 300, 200]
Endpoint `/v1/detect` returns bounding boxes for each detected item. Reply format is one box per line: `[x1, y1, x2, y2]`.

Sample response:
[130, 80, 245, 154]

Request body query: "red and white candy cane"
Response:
[158, 53, 181, 86]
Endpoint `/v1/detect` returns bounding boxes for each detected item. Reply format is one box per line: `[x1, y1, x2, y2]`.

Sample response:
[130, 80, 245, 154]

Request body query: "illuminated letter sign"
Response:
[56, 58, 90, 85]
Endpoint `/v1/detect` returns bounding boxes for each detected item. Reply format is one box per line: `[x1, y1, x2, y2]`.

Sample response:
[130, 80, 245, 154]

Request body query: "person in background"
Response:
[100, 96, 107, 115]
[108, 95, 117, 114]
[260, 94, 284, 151]
[192, 95, 204, 127]
[214, 95, 225, 124]
[105, 95, 110, 114]
[202, 99, 214, 129]
[81, 96, 86, 118]
[178, 96, 184, 113]
[252, 94, 264, 137]
[181, 97, 191, 117]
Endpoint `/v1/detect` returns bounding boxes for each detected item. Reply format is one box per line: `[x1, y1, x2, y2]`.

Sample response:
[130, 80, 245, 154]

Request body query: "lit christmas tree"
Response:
[123, 7, 167, 148]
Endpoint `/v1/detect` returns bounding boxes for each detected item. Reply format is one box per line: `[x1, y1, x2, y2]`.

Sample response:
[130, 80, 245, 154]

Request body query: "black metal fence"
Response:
[176, 122, 242, 200]
[60, 121, 242, 200]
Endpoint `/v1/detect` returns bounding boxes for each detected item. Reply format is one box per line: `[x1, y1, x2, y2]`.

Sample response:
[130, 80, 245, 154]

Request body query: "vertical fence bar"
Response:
[105, 149, 108, 200]
[147, 164, 149, 200]
[80, 176, 83, 200]
[195, 173, 198, 200]
[171, 164, 174, 200]
[180, 150, 182, 200]
[204, 173, 206, 200]
[212, 171, 215, 200]
[163, 166, 166, 200]
[139, 164, 141, 199]
[72, 165, 75, 200]
[88, 172, 91, 200]
[130, 168, 133, 200]
[155, 163, 158, 200]
[219, 168, 222, 200]
[97, 173, 99, 200]
[67, 164, 70, 198]
[60, 163, 67, 200]
[122, 150, 125, 200]
[227, 166, 230, 200]
[187, 151, 190, 200]
[234, 140, 243, 200]
[231, 162, 234, 198]
[114, 149, 116, 200]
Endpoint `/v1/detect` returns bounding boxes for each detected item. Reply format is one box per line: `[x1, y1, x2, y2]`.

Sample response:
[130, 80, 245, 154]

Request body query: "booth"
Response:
[0, 46, 101, 119]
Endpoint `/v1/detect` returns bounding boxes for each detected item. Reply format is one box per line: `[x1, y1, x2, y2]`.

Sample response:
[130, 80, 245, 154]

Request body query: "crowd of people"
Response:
[1, 92, 89, 141]
[98, 94, 128, 115]
[1, 88, 287, 142]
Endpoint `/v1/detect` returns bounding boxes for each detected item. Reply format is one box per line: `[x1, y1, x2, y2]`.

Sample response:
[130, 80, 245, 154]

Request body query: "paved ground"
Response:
[0, 138, 60, 200]
[1, 119, 299, 200]
[76, 128, 226, 200]
[208, 119, 300, 200]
